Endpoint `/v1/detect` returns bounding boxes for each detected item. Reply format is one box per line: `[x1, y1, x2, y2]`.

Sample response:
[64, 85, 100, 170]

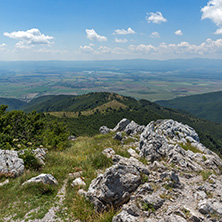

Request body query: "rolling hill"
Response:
[1, 91, 222, 154]
[17, 92, 222, 155]
[156, 91, 222, 123]
[0, 97, 26, 111]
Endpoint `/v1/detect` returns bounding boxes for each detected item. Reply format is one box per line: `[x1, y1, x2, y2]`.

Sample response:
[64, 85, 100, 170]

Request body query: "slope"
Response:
[22, 92, 129, 113]
[156, 91, 222, 123]
[22, 92, 222, 155]
[0, 97, 26, 111]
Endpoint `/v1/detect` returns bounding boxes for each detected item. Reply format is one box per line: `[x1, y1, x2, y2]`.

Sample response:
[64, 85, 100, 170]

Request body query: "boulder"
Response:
[99, 126, 111, 134]
[142, 194, 165, 210]
[22, 173, 58, 186]
[71, 177, 86, 187]
[125, 120, 145, 135]
[102, 148, 115, 158]
[113, 119, 131, 131]
[68, 135, 76, 141]
[0, 149, 24, 177]
[198, 199, 222, 216]
[32, 148, 48, 165]
[127, 148, 139, 159]
[87, 155, 149, 212]
[112, 202, 141, 222]
[114, 132, 123, 141]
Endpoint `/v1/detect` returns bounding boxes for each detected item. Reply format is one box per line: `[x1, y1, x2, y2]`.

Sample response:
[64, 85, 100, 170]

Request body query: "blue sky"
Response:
[0, 0, 222, 60]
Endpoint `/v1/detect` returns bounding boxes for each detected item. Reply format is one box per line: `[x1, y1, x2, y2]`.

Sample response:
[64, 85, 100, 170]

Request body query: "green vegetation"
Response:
[0, 97, 26, 111]
[157, 91, 222, 123]
[0, 105, 69, 150]
[179, 143, 203, 154]
[1, 60, 222, 102]
[2, 91, 222, 155]
[18, 150, 42, 171]
[201, 170, 212, 181]
[0, 132, 128, 221]
[142, 202, 155, 212]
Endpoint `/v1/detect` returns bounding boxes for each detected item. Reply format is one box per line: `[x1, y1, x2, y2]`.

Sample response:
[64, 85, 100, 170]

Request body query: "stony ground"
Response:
[1, 118, 222, 222]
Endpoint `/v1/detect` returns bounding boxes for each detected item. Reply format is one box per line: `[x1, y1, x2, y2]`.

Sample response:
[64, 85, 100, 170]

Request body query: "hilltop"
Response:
[1, 92, 222, 154]
[0, 118, 222, 221]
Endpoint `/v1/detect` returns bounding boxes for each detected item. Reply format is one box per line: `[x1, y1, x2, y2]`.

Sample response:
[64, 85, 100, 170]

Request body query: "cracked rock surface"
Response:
[88, 119, 222, 222]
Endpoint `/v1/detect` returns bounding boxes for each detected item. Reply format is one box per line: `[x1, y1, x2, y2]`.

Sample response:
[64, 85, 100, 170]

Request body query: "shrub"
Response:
[19, 150, 42, 171]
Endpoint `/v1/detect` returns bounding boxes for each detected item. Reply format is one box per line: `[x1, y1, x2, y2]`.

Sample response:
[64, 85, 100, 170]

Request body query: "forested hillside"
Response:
[157, 91, 222, 123]
[1, 92, 222, 154]
[0, 98, 26, 111]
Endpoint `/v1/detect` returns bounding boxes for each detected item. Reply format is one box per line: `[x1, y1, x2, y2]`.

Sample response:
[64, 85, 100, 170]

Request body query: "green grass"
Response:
[200, 170, 212, 181]
[0, 132, 130, 221]
[179, 143, 203, 154]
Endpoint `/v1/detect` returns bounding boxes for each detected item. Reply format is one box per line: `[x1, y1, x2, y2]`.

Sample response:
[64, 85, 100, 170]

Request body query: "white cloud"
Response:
[215, 27, 222, 34]
[97, 46, 111, 54]
[80, 45, 94, 53]
[113, 27, 136, 35]
[146, 12, 167, 24]
[129, 44, 156, 53]
[201, 0, 222, 26]
[86, 29, 107, 42]
[201, 0, 222, 34]
[4, 28, 54, 48]
[0, 43, 7, 48]
[129, 38, 222, 55]
[115, 38, 128, 43]
[0, 43, 7, 51]
[150, 32, 160, 38]
[175, 30, 183, 36]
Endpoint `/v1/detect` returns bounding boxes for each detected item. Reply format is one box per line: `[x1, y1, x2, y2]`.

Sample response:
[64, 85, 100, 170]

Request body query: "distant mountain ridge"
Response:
[0, 58, 222, 72]
[156, 91, 222, 123]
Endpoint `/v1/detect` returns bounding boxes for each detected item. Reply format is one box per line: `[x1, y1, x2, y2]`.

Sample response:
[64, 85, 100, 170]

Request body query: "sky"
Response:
[0, 0, 222, 61]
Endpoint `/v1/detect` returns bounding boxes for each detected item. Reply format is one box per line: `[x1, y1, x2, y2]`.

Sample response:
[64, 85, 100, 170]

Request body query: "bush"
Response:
[19, 150, 42, 171]
[0, 105, 69, 150]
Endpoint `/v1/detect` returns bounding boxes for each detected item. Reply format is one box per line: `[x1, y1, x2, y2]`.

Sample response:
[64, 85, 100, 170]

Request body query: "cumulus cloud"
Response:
[129, 38, 222, 55]
[201, 0, 222, 34]
[0, 43, 7, 48]
[146, 12, 167, 24]
[115, 38, 128, 43]
[0, 43, 7, 51]
[4, 28, 54, 48]
[150, 32, 160, 38]
[86, 29, 107, 42]
[80, 45, 94, 53]
[97, 46, 111, 54]
[215, 27, 222, 34]
[113, 27, 136, 35]
[175, 30, 183, 36]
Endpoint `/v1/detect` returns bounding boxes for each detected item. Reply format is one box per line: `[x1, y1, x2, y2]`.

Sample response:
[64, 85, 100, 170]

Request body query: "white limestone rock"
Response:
[22, 173, 58, 186]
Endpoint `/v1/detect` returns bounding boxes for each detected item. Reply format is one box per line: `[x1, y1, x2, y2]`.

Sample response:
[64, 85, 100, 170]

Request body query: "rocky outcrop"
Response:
[99, 126, 111, 134]
[125, 120, 145, 135]
[113, 118, 131, 131]
[0, 147, 48, 178]
[86, 155, 149, 212]
[0, 149, 24, 177]
[32, 148, 48, 165]
[87, 118, 222, 222]
[102, 148, 116, 158]
[114, 132, 123, 141]
[22, 173, 58, 186]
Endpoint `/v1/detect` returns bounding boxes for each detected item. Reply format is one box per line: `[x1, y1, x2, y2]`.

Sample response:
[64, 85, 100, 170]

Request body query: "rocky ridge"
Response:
[89, 119, 222, 222]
